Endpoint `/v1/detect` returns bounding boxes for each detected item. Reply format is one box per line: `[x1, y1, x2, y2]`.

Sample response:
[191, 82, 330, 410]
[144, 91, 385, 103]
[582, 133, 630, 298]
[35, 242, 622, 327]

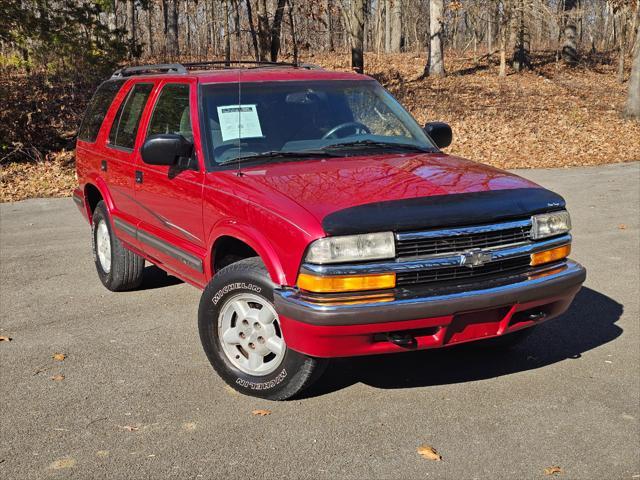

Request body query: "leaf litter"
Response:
[417, 444, 442, 461]
[544, 465, 563, 475]
[252, 409, 272, 417]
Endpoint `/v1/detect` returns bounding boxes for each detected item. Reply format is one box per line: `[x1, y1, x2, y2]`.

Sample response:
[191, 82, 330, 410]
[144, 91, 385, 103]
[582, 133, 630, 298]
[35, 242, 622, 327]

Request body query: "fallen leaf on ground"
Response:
[544, 466, 563, 475]
[618, 224, 627, 230]
[252, 409, 272, 416]
[122, 425, 139, 432]
[49, 458, 76, 470]
[51, 374, 65, 381]
[417, 444, 442, 461]
[0, 336, 11, 342]
[52, 353, 66, 361]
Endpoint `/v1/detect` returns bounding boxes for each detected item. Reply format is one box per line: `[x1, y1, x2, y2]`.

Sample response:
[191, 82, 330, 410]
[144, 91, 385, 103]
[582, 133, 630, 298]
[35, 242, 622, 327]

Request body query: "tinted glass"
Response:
[77, 80, 124, 142]
[108, 83, 153, 149]
[147, 84, 192, 141]
[201, 80, 434, 165]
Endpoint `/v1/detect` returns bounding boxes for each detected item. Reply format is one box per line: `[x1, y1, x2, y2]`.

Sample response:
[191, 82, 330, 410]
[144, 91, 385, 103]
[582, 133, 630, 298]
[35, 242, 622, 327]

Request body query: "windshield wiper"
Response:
[321, 140, 435, 153]
[218, 150, 341, 166]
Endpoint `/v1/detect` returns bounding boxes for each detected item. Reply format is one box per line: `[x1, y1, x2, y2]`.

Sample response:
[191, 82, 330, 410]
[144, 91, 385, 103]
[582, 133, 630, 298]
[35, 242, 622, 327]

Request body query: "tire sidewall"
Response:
[91, 202, 115, 288]
[198, 261, 311, 399]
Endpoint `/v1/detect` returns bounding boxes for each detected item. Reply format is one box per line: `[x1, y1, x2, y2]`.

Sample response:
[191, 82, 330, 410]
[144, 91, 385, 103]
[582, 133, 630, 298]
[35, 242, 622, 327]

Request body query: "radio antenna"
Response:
[236, 67, 243, 177]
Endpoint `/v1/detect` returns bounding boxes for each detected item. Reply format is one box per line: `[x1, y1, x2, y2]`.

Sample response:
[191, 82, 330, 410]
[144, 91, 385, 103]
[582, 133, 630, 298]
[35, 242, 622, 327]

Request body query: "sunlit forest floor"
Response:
[1, 51, 638, 202]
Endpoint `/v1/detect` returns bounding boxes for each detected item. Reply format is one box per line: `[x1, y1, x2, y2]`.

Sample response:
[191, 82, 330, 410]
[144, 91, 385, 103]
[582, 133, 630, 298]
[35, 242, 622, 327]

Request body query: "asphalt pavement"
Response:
[1, 162, 639, 479]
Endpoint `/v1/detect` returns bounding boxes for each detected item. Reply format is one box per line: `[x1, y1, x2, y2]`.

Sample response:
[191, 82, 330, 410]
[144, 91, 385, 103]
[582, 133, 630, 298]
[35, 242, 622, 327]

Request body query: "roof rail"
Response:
[111, 63, 187, 78]
[183, 60, 299, 69]
[111, 60, 322, 78]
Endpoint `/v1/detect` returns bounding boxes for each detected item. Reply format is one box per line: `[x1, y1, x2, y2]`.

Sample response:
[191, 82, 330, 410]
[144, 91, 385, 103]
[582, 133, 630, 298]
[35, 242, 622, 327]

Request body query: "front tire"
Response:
[91, 201, 144, 292]
[198, 257, 326, 400]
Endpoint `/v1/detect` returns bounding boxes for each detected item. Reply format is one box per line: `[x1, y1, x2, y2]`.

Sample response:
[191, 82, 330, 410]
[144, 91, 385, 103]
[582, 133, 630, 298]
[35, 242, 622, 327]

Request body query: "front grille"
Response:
[395, 256, 532, 287]
[395, 223, 531, 259]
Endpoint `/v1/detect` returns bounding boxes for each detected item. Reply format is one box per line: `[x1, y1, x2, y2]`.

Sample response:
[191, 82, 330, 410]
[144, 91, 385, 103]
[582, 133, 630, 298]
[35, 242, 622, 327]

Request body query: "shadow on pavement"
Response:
[304, 287, 623, 397]
[139, 264, 183, 290]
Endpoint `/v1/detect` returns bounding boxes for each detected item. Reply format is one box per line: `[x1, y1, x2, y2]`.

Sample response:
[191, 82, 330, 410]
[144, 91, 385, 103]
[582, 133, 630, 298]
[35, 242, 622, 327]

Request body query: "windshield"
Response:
[201, 80, 436, 167]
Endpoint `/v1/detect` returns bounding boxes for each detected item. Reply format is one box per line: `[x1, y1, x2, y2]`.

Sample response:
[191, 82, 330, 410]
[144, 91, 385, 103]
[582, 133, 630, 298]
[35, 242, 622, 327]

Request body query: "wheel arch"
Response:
[83, 177, 115, 222]
[208, 224, 287, 286]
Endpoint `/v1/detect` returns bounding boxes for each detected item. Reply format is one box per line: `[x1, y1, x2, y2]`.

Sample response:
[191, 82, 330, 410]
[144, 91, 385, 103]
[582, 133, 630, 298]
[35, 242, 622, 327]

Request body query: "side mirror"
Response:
[424, 122, 452, 149]
[141, 134, 193, 166]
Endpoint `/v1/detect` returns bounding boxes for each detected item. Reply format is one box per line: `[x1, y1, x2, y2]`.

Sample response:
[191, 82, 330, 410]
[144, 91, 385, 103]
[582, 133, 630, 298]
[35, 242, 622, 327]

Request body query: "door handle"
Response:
[100, 160, 107, 172]
[135, 170, 143, 184]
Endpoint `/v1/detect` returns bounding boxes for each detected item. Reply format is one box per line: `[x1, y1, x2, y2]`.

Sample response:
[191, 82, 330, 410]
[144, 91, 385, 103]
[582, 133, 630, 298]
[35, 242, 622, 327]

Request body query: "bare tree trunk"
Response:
[164, 0, 179, 58]
[562, 0, 579, 65]
[624, 23, 640, 118]
[618, 6, 628, 83]
[342, 0, 365, 74]
[487, 14, 492, 54]
[512, 0, 530, 72]
[421, 5, 431, 77]
[428, 0, 445, 77]
[210, 0, 217, 55]
[326, 0, 334, 51]
[224, 0, 231, 65]
[128, 0, 136, 56]
[185, 1, 192, 55]
[384, 0, 391, 52]
[390, 0, 402, 52]
[256, 0, 270, 60]
[270, 0, 287, 61]
[498, 0, 511, 77]
[147, 4, 154, 57]
[374, 0, 383, 52]
[255, 0, 286, 61]
[245, 0, 260, 61]
[288, 0, 298, 64]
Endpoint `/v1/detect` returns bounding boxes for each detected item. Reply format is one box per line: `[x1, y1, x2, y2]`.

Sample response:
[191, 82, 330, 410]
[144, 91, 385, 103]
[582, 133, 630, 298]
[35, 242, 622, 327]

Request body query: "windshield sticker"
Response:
[217, 104, 263, 142]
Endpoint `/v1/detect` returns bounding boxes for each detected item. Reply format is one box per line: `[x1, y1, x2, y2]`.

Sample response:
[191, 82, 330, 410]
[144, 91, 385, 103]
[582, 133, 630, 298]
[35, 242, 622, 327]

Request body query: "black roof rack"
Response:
[111, 63, 187, 78]
[182, 60, 321, 70]
[111, 60, 321, 78]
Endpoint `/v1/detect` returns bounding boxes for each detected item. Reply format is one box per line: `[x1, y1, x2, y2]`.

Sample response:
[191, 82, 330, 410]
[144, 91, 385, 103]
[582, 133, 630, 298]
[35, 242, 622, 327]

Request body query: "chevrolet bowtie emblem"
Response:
[460, 249, 493, 268]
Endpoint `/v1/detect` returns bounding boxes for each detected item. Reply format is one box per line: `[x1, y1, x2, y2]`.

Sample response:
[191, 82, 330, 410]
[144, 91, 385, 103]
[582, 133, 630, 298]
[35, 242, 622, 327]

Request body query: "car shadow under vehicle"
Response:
[138, 264, 184, 290]
[303, 287, 623, 398]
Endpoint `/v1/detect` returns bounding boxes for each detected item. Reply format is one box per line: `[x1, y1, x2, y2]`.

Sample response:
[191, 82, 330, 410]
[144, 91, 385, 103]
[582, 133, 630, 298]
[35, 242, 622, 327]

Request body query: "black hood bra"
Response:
[321, 188, 566, 236]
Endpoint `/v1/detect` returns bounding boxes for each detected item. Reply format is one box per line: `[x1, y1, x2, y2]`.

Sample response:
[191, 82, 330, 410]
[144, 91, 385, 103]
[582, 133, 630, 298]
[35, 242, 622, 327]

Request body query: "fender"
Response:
[208, 220, 287, 286]
[83, 175, 116, 221]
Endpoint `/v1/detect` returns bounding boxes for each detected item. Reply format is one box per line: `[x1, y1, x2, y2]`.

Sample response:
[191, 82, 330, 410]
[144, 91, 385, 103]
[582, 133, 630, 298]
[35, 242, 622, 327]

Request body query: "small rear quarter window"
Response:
[108, 83, 154, 150]
[77, 80, 124, 143]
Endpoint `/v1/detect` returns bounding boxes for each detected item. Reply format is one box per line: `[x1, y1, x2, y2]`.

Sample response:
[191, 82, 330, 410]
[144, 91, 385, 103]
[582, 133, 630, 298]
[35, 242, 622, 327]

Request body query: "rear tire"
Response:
[91, 201, 144, 292]
[198, 257, 327, 400]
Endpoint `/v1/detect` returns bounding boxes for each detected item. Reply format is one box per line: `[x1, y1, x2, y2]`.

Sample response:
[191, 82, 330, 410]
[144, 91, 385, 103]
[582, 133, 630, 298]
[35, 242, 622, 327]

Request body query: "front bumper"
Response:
[274, 260, 586, 358]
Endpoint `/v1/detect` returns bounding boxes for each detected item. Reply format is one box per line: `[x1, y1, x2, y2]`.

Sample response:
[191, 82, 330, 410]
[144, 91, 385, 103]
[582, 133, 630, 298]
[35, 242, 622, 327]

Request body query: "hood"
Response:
[238, 152, 564, 235]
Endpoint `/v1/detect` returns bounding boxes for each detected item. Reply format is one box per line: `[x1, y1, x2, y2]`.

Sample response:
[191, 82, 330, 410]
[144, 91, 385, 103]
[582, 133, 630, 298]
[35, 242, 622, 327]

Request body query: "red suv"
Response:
[74, 61, 586, 400]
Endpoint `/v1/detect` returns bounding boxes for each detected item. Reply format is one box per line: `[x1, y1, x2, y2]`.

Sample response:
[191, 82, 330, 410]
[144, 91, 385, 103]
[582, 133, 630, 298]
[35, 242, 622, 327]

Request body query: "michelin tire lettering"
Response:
[236, 369, 287, 390]
[213, 282, 262, 305]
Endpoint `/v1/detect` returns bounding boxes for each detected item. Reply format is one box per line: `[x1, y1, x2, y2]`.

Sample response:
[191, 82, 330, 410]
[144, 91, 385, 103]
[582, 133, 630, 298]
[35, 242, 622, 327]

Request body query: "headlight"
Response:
[305, 232, 395, 264]
[531, 210, 571, 240]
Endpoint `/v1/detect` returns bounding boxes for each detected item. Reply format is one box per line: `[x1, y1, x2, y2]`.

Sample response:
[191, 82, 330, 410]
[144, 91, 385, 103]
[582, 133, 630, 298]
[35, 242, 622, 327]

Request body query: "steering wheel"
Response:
[322, 121, 371, 140]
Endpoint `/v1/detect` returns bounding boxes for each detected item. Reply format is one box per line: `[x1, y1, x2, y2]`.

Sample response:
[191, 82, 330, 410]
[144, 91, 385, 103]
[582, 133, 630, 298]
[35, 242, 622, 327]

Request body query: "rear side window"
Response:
[77, 80, 124, 143]
[108, 83, 154, 150]
[147, 84, 192, 141]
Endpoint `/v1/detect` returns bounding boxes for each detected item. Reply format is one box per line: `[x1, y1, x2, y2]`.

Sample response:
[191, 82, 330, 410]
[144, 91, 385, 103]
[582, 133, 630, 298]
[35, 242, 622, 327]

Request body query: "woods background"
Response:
[1, 0, 639, 201]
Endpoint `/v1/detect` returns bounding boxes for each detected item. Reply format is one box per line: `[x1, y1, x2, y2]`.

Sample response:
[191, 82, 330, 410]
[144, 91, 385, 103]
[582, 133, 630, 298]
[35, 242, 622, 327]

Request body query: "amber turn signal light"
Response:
[530, 244, 571, 266]
[297, 272, 396, 293]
